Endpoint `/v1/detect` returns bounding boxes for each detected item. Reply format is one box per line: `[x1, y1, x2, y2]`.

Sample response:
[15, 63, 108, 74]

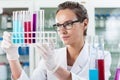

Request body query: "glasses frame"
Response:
[53, 19, 80, 31]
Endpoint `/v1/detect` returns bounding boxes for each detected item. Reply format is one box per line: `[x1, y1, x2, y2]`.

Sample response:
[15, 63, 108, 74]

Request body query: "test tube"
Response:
[24, 11, 28, 43]
[12, 11, 19, 44]
[94, 36, 105, 80]
[32, 12, 37, 43]
[27, 11, 32, 44]
[115, 68, 120, 80]
[12, 10, 45, 45]
[88, 36, 99, 80]
[21, 11, 24, 44]
[114, 55, 120, 80]
[18, 11, 24, 44]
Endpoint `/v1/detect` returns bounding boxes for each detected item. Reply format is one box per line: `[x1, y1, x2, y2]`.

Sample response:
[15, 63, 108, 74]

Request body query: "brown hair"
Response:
[56, 1, 89, 36]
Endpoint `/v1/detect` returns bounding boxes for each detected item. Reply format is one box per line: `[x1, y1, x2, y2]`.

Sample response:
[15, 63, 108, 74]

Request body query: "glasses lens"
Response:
[53, 24, 58, 31]
[64, 21, 73, 30]
[53, 19, 80, 31]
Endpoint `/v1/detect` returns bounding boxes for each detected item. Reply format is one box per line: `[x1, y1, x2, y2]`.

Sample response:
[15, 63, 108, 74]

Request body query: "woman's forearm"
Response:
[54, 66, 72, 80]
[8, 59, 22, 80]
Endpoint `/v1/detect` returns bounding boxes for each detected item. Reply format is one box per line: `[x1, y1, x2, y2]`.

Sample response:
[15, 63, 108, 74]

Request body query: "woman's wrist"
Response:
[54, 66, 72, 80]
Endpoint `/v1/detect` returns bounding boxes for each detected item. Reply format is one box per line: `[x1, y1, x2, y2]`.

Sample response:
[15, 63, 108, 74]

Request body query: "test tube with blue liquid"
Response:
[18, 11, 24, 44]
[12, 10, 46, 45]
[89, 55, 98, 80]
[87, 36, 98, 80]
[12, 11, 18, 44]
[12, 11, 24, 44]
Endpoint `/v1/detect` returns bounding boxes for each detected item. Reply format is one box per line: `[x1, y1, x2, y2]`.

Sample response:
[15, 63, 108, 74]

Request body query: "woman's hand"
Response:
[35, 40, 59, 73]
[1, 31, 19, 60]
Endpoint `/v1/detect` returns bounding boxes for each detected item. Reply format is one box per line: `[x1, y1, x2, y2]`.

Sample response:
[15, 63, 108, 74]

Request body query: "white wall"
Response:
[0, 0, 30, 8]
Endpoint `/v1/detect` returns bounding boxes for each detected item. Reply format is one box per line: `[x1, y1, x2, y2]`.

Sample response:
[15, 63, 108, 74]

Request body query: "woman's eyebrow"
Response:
[56, 20, 73, 24]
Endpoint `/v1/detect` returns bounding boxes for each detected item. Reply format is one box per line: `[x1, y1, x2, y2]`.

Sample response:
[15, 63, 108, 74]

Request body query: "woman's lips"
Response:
[62, 36, 69, 40]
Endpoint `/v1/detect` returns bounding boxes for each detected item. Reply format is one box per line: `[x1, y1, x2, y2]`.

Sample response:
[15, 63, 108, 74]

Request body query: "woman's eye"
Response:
[65, 22, 72, 26]
[57, 24, 61, 27]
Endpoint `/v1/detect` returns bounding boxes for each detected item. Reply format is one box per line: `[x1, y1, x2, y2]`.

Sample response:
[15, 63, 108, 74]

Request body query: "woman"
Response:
[1, 1, 111, 80]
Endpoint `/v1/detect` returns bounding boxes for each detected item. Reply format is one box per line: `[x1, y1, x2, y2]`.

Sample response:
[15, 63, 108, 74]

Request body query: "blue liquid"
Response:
[13, 20, 24, 44]
[18, 46, 29, 55]
[13, 20, 19, 44]
[19, 21, 24, 44]
[89, 69, 98, 80]
[12, 20, 15, 43]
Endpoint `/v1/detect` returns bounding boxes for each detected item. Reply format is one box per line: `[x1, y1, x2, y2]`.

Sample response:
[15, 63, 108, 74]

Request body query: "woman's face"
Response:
[56, 9, 88, 45]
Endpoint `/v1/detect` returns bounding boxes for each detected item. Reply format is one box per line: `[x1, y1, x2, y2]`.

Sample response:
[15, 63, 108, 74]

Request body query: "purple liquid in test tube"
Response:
[33, 13, 36, 43]
[115, 68, 120, 80]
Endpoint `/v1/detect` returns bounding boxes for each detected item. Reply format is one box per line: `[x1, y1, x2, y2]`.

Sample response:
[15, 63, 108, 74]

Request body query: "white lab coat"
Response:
[17, 42, 111, 80]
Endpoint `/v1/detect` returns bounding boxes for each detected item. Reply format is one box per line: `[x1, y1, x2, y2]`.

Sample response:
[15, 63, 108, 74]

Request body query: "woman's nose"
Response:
[58, 27, 67, 34]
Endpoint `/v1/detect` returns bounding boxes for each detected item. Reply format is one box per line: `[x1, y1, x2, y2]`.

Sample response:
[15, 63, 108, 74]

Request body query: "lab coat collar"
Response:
[70, 42, 90, 74]
[59, 42, 90, 74]
[58, 47, 67, 70]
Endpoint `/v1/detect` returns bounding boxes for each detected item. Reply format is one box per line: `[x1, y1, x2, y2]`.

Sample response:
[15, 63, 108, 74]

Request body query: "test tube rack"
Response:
[12, 10, 57, 45]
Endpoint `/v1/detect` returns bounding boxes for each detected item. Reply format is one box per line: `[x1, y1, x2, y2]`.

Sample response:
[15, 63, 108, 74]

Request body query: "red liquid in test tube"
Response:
[28, 21, 31, 43]
[24, 22, 27, 43]
[98, 59, 105, 80]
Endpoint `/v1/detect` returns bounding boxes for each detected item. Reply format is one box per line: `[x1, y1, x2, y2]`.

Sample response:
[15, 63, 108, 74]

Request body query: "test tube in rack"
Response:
[12, 10, 57, 46]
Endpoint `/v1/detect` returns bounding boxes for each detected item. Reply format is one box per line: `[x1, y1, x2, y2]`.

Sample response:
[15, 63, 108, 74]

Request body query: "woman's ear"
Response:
[83, 19, 88, 30]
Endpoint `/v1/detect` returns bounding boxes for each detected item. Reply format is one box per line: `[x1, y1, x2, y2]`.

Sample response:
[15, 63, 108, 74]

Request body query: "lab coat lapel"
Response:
[70, 42, 90, 74]
[59, 47, 67, 70]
